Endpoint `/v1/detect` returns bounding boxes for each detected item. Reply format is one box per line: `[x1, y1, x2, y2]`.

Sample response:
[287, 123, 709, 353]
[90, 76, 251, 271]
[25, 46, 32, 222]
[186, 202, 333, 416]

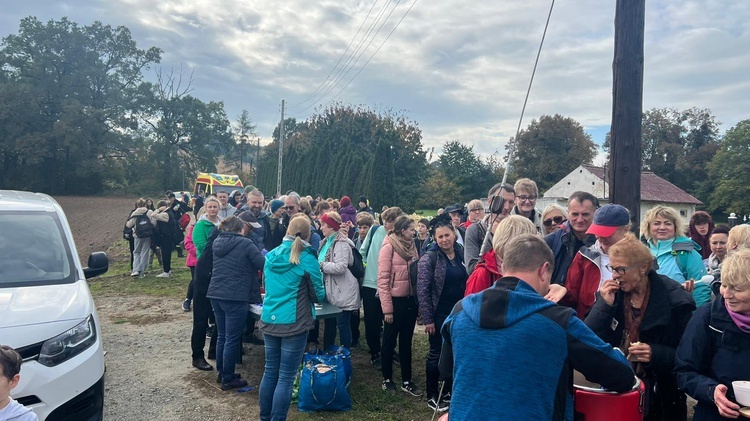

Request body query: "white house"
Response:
[540, 164, 702, 224]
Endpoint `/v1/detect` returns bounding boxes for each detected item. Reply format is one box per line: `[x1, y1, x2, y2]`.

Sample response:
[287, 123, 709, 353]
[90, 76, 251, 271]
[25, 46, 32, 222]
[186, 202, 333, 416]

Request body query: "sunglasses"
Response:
[543, 216, 566, 227]
[283, 206, 296, 210]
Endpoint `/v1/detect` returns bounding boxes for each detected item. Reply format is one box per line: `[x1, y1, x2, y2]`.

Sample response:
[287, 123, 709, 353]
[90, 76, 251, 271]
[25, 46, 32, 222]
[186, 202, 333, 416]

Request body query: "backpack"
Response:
[410, 250, 436, 298]
[122, 223, 133, 240]
[672, 240, 698, 280]
[348, 246, 366, 281]
[134, 213, 154, 238]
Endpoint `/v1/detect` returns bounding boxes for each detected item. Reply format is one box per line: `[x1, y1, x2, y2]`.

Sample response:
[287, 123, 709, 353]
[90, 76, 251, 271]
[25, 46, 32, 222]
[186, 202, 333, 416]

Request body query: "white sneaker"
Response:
[156, 272, 171, 278]
[130, 271, 139, 277]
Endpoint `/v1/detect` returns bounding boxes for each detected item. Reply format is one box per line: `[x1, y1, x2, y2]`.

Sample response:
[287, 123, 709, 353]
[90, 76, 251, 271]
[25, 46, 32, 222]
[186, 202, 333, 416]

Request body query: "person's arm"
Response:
[438, 301, 464, 381]
[193, 224, 208, 258]
[687, 250, 707, 280]
[125, 211, 137, 228]
[464, 267, 492, 297]
[303, 253, 327, 303]
[567, 316, 635, 393]
[320, 240, 349, 275]
[184, 225, 196, 254]
[377, 243, 395, 316]
[675, 306, 723, 401]
[584, 289, 620, 346]
[417, 252, 436, 326]
[463, 222, 483, 274]
[359, 225, 375, 257]
[246, 241, 266, 272]
[647, 301, 695, 376]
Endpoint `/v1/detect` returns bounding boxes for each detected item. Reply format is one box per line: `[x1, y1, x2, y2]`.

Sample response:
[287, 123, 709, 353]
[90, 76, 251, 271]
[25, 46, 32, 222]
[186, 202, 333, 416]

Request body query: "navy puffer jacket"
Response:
[207, 232, 265, 303]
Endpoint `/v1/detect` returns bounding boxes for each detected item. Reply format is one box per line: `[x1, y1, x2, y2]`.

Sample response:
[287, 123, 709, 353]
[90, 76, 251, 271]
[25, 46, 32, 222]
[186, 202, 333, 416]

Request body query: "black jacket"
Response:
[675, 296, 750, 421]
[194, 229, 219, 297]
[585, 270, 696, 421]
[206, 232, 265, 303]
[265, 218, 287, 252]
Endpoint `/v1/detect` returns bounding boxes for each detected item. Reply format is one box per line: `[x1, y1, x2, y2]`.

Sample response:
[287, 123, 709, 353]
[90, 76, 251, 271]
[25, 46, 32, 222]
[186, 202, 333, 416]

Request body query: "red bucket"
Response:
[574, 371, 644, 421]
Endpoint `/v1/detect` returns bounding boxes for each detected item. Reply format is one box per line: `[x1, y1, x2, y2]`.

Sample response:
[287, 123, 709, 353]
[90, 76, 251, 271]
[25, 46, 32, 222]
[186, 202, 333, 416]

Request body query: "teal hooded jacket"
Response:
[649, 236, 710, 307]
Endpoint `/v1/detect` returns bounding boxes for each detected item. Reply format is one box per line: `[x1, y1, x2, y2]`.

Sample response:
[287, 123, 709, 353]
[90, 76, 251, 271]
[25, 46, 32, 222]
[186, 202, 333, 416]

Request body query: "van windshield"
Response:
[0, 212, 75, 287]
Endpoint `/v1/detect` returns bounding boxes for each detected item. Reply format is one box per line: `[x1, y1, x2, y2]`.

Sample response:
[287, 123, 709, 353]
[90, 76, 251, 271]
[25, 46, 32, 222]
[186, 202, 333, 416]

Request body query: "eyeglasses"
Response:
[605, 264, 639, 275]
[517, 195, 537, 203]
[543, 216, 566, 227]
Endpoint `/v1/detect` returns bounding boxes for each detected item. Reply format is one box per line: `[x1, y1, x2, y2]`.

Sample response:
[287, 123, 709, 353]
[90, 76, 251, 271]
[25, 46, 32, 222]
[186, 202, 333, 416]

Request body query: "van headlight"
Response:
[38, 315, 97, 367]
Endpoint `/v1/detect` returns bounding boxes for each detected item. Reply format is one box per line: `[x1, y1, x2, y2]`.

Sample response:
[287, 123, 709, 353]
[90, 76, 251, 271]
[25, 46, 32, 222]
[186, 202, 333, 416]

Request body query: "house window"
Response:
[680, 209, 687, 217]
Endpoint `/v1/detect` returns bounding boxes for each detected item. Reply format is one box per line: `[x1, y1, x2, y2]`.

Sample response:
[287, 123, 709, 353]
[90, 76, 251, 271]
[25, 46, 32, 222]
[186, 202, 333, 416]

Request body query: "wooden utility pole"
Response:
[609, 0, 645, 231]
[277, 99, 285, 195]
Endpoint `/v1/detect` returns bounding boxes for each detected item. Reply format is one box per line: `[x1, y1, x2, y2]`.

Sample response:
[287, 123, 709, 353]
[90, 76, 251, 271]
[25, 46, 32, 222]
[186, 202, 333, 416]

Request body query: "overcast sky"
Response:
[2, 1, 748, 162]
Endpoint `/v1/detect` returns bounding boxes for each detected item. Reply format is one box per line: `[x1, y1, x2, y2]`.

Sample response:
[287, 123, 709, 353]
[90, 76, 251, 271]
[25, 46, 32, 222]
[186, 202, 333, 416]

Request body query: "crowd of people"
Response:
[112, 180, 750, 421]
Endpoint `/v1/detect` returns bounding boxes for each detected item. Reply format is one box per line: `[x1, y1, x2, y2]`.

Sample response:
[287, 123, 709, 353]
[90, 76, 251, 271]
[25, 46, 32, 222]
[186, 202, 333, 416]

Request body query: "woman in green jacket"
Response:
[193, 197, 222, 258]
[259, 214, 325, 421]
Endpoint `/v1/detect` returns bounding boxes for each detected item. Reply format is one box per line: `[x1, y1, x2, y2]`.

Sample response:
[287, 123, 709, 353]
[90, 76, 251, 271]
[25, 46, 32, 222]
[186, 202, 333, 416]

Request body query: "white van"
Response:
[0, 191, 108, 421]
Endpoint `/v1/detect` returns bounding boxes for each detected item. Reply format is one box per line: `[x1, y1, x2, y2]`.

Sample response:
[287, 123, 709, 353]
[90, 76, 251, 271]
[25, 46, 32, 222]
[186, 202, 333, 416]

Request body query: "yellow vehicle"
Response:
[193, 173, 243, 196]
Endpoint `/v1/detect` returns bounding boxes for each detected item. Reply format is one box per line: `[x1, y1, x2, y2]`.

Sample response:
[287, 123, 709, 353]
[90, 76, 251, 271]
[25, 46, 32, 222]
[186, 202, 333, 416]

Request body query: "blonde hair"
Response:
[381, 207, 404, 223]
[542, 204, 568, 221]
[356, 212, 375, 227]
[467, 200, 484, 212]
[513, 178, 539, 196]
[299, 198, 312, 215]
[640, 205, 685, 242]
[136, 198, 147, 208]
[492, 215, 538, 259]
[287, 214, 311, 265]
[608, 233, 654, 271]
[728, 225, 750, 252]
[721, 247, 750, 289]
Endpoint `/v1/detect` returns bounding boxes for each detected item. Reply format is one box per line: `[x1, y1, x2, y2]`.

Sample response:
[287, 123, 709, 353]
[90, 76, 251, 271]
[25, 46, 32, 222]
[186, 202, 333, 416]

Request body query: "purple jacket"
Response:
[339, 205, 357, 240]
[416, 243, 464, 325]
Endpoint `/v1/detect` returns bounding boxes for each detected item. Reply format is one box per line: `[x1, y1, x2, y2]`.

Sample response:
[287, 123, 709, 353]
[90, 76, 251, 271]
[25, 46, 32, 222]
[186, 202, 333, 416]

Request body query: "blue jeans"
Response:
[211, 299, 248, 384]
[323, 310, 353, 350]
[259, 332, 308, 421]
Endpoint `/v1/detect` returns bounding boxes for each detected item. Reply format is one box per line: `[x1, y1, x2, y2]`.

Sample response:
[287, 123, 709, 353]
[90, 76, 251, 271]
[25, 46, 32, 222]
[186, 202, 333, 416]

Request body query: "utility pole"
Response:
[609, 0, 645, 231]
[277, 99, 285, 196]
[256, 135, 260, 184]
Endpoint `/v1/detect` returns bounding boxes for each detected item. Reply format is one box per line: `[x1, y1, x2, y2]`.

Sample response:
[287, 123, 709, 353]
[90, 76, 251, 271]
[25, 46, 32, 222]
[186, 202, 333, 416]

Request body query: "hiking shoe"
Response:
[427, 397, 450, 412]
[371, 355, 382, 369]
[382, 379, 396, 395]
[130, 271, 139, 277]
[182, 299, 191, 312]
[156, 271, 171, 278]
[401, 381, 422, 397]
[192, 358, 213, 371]
[217, 373, 243, 384]
[221, 376, 248, 391]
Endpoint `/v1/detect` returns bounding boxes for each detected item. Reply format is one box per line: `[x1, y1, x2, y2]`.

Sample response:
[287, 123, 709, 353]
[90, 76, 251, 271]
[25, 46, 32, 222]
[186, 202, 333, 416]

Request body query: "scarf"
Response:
[388, 233, 416, 262]
[318, 235, 336, 264]
[726, 300, 750, 333]
[622, 281, 651, 375]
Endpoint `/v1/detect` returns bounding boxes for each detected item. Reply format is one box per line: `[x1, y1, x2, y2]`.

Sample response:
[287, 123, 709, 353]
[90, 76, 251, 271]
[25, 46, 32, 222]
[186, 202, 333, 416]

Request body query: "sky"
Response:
[2, 0, 749, 164]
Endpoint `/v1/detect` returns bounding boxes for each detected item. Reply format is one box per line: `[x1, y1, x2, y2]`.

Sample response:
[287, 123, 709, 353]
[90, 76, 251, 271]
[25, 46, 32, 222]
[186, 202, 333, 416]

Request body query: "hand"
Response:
[384, 313, 394, 324]
[158, 206, 167, 212]
[424, 323, 436, 335]
[683, 279, 695, 294]
[339, 221, 352, 236]
[714, 384, 741, 418]
[545, 284, 567, 303]
[599, 280, 620, 306]
[627, 342, 652, 363]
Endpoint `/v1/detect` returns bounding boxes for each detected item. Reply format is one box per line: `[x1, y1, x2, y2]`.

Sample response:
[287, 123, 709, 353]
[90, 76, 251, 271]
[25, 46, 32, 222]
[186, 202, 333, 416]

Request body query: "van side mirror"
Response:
[84, 252, 109, 279]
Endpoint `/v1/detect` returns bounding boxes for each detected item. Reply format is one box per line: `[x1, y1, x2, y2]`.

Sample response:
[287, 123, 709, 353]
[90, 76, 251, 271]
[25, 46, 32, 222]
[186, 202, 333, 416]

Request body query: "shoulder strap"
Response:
[364, 225, 380, 255]
[672, 241, 693, 280]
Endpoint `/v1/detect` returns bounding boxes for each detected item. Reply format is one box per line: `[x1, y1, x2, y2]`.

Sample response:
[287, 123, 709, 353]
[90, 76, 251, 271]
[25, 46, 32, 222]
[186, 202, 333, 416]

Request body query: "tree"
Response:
[506, 114, 597, 191]
[416, 170, 461, 209]
[230, 109, 258, 180]
[437, 140, 500, 202]
[706, 119, 750, 215]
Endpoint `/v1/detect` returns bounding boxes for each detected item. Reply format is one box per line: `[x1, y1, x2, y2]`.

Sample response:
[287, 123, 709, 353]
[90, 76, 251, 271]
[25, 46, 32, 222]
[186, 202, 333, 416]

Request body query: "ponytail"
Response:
[287, 214, 311, 265]
[290, 234, 304, 265]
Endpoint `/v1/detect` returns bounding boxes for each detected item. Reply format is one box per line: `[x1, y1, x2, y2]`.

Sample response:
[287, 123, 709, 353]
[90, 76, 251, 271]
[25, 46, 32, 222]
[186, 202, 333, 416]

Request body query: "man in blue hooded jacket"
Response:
[440, 234, 635, 420]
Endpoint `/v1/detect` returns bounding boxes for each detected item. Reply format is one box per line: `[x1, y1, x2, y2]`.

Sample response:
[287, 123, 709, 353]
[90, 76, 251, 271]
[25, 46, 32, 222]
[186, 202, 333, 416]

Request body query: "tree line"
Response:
[1, 17, 748, 216]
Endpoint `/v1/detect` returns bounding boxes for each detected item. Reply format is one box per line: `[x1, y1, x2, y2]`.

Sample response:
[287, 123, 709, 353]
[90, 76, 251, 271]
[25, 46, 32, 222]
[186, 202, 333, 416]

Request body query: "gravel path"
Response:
[98, 294, 263, 420]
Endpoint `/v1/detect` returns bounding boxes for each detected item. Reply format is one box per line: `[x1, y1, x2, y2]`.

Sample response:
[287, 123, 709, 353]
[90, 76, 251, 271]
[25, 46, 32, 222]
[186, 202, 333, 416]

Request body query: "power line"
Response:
[291, 0, 401, 117]
[292, 0, 381, 108]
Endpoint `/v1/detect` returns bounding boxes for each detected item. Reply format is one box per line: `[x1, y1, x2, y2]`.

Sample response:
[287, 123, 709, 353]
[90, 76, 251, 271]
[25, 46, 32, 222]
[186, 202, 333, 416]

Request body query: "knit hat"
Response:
[358, 196, 367, 205]
[270, 199, 284, 214]
[340, 196, 351, 208]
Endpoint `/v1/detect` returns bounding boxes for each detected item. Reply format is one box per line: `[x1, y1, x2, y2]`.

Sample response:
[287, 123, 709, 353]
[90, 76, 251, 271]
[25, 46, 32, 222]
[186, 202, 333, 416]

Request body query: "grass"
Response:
[92, 239, 436, 420]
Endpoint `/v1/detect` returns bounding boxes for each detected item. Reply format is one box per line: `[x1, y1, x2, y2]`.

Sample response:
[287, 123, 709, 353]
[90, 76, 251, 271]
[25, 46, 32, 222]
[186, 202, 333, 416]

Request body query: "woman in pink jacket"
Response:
[182, 223, 198, 311]
[378, 215, 421, 397]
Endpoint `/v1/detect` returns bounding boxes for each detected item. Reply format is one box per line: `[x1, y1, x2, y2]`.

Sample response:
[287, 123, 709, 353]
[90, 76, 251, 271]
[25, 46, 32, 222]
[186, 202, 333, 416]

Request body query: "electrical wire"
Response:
[501, 0, 556, 186]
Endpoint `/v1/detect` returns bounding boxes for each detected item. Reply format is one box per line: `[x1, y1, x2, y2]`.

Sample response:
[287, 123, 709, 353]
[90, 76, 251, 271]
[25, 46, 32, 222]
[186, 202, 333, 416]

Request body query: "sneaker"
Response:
[382, 379, 396, 395]
[221, 376, 248, 391]
[441, 392, 452, 403]
[427, 397, 450, 412]
[130, 271, 139, 277]
[156, 271, 171, 278]
[217, 373, 243, 384]
[401, 381, 422, 397]
[182, 299, 191, 312]
[371, 355, 382, 369]
[138, 272, 146, 278]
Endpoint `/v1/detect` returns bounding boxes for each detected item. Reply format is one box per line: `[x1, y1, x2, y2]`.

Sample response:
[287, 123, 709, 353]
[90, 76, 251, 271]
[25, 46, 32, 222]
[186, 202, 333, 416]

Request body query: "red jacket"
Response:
[464, 249, 502, 296]
[561, 245, 604, 319]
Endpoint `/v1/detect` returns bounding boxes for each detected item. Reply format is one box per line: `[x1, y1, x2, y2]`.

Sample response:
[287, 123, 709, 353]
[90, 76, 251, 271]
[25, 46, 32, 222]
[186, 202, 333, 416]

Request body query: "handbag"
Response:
[298, 350, 351, 412]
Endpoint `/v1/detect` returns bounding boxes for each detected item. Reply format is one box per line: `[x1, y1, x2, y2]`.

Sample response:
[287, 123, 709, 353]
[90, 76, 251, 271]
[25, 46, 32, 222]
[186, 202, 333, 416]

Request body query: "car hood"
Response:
[0, 281, 93, 333]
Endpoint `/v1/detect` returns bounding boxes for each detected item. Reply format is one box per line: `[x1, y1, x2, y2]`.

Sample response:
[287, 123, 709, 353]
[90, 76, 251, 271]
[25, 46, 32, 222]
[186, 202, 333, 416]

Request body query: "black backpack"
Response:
[349, 246, 366, 280]
[122, 223, 133, 240]
[134, 213, 154, 238]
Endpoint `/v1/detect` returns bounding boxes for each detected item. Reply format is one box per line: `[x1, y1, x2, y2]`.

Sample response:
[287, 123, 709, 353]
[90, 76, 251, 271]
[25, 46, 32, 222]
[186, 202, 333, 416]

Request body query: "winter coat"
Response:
[359, 224, 386, 289]
[675, 296, 750, 421]
[377, 236, 419, 315]
[240, 210, 270, 251]
[183, 225, 198, 267]
[649, 236, 710, 307]
[463, 248, 502, 296]
[339, 205, 358, 240]
[417, 242, 464, 325]
[125, 207, 166, 238]
[511, 206, 544, 235]
[561, 244, 605, 319]
[155, 206, 182, 247]
[265, 217, 287, 252]
[206, 232, 265, 303]
[545, 221, 595, 286]
[260, 237, 326, 337]
[193, 216, 221, 258]
[194, 229, 220, 297]
[585, 270, 696, 421]
[320, 234, 360, 311]
[440, 277, 635, 421]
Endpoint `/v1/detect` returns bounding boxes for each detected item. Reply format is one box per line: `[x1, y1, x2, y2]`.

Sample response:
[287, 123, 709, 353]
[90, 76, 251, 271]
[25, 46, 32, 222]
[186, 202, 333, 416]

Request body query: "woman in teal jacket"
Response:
[259, 214, 325, 421]
[641, 206, 709, 307]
